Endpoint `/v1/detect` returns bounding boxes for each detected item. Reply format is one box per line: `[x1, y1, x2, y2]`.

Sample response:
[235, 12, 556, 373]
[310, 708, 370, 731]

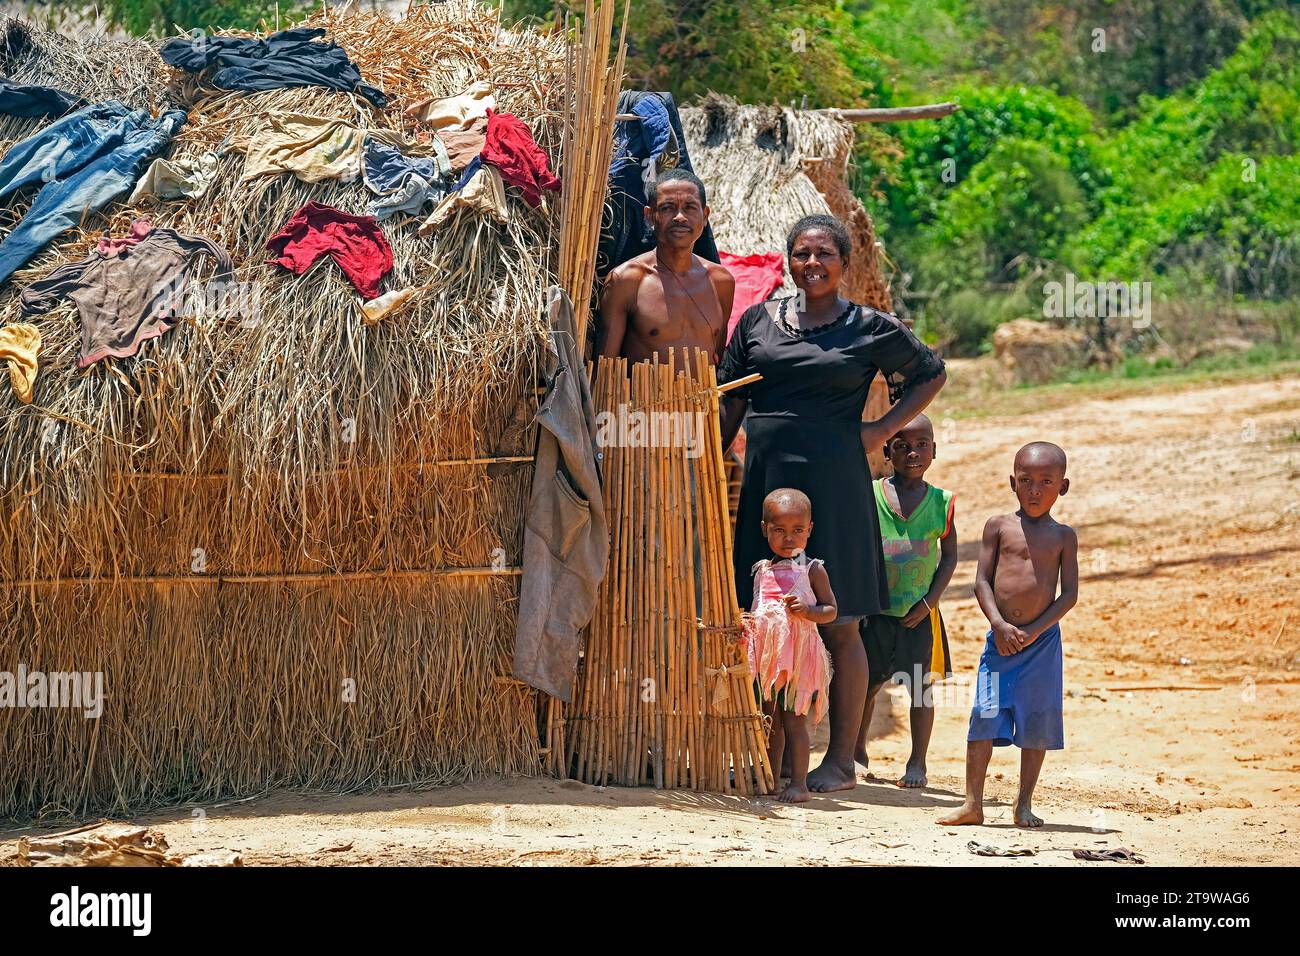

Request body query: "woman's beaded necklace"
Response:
[776, 296, 856, 338]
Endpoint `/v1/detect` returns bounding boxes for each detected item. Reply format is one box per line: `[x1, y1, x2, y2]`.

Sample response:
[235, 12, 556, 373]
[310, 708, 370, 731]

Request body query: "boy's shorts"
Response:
[967, 621, 1064, 750]
[862, 608, 953, 694]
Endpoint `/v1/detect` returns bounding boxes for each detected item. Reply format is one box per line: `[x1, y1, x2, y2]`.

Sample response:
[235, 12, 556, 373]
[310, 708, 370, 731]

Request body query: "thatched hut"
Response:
[681, 93, 892, 313]
[0, 2, 581, 818]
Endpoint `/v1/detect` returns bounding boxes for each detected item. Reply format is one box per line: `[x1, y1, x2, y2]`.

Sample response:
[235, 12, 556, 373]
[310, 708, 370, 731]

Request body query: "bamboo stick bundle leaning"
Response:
[691, 350, 774, 794]
[558, 0, 629, 343]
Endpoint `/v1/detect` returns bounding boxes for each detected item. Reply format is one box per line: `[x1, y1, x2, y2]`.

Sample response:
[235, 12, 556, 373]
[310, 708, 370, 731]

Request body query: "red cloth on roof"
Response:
[481, 109, 560, 208]
[98, 217, 152, 257]
[265, 200, 392, 299]
[720, 250, 785, 342]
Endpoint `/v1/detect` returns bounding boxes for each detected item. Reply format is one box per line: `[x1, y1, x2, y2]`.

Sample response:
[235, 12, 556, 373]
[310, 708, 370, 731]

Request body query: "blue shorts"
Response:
[967, 622, 1064, 750]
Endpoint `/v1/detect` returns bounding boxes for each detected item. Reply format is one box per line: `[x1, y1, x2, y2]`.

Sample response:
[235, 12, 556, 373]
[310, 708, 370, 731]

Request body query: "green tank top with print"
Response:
[873, 478, 954, 618]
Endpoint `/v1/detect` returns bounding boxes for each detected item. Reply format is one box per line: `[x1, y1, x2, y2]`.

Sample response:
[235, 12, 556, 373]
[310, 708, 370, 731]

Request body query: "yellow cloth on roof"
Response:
[240, 113, 367, 184]
[360, 287, 418, 326]
[414, 80, 495, 131]
[419, 164, 508, 233]
[0, 323, 41, 404]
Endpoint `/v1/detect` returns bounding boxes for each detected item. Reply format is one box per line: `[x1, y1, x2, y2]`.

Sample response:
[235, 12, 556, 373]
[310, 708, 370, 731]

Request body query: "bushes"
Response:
[878, 83, 1100, 235]
[922, 137, 1089, 285]
[1084, 154, 1300, 298]
[877, 9, 1300, 356]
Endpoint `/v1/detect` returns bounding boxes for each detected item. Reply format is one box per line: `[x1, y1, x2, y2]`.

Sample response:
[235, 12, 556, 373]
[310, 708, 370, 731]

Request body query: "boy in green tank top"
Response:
[856, 414, 958, 788]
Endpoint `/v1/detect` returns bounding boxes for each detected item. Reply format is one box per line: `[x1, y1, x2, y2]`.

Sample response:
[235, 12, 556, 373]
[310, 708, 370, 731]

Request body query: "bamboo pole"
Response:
[122, 456, 535, 479]
[614, 357, 633, 783]
[825, 102, 959, 122]
[679, 367, 700, 790]
[558, 0, 629, 345]
[0, 566, 523, 588]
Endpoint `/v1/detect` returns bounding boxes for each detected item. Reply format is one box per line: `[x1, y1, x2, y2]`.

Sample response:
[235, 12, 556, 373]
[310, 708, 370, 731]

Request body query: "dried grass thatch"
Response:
[681, 94, 892, 312]
[0, 2, 589, 819]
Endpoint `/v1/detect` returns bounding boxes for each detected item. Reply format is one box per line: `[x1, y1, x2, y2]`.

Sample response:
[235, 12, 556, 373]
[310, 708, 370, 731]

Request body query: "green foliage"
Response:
[916, 287, 1035, 356]
[973, 0, 1263, 122]
[1087, 154, 1300, 297]
[876, 84, 1100, 235]
[505, 0, 882, 106]
[1066, 10, 1300, 288]
[841, 0, 981, 100]
[1052, 341, 1300, 386]
[104, 0, 292, 35]
[918, 137, 1089, 286]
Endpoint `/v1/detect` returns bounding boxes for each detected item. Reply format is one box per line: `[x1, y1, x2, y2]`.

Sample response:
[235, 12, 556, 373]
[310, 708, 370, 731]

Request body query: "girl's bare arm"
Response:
[793, 562, 839, 625]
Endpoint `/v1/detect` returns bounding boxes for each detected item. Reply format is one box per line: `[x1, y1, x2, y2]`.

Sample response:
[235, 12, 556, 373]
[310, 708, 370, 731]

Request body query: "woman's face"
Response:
[789, 227, 847, 299]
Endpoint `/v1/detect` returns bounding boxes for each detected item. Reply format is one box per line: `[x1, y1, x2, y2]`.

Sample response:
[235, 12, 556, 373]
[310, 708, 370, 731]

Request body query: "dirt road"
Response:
[4, 374, 1297, 866]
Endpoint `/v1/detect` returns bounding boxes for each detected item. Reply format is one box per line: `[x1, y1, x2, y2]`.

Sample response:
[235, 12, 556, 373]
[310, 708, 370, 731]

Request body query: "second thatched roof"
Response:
[681, 94, 892, 312]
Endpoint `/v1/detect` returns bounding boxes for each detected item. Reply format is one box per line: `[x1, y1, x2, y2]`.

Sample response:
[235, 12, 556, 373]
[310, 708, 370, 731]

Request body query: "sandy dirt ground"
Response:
[3, 373, 1297, 867]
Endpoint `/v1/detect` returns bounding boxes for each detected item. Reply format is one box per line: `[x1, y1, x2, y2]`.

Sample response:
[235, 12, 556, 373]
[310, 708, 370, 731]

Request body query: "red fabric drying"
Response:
[720, 250, 785, 342]
[266, 200, 392, 299]
[480, 109, 560, 208]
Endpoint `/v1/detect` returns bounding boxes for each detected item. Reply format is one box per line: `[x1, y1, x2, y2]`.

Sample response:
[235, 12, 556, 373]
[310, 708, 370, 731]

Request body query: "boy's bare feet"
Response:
[778, 782, 811, 803]
[807, 759, 856, 793]
[1014, 800, 1043, 828]
[937, 802, 983, 826]
[897, 761, 927, 788]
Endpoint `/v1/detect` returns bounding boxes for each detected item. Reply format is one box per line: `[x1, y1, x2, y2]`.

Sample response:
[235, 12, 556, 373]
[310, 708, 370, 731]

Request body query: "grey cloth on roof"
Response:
[362, 136, 451, 221]
[129, 150, 220, 204]
[512, 286, 609, 702]
[20, 226, 232, 368]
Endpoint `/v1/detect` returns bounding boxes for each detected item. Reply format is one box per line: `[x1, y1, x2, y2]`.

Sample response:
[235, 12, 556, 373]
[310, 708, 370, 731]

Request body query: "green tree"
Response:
[505, 0, 884, 107]
[919, 137, 1089, 285]
[105, 0, 293, 35]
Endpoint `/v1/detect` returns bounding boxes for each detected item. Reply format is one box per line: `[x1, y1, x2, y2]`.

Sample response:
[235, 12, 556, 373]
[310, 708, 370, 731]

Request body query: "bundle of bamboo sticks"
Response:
[547, 350, 773, 795]
[558, 0, 629, 344]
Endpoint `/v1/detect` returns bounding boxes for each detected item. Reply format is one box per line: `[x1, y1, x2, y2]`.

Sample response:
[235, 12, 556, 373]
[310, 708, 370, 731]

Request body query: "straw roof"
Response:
[681, 94, 892, 312]
[0, 2, 573, 817]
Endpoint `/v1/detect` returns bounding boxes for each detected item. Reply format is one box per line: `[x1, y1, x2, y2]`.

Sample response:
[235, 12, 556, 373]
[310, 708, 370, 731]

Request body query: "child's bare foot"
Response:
[937, 802, 983, 826]
[807, 760, 856, 793]
[897, 761, 927, 788]
[778, 782, 811, 803]
[1014, 801, 1043, 828]
[852, 748, 869, 768]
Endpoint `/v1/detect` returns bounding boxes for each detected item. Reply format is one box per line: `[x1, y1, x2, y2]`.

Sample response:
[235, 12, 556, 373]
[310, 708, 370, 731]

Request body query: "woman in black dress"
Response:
[719, 214, 947, 793]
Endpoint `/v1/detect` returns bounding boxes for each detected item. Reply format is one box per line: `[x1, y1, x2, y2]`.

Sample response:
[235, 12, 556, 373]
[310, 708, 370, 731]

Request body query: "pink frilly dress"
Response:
[744, 557, 833, 724]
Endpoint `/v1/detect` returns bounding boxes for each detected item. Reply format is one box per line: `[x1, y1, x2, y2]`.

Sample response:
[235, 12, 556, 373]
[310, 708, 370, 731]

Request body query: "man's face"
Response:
[887, 423, 936, 480]
[1010, 453, 1068, 518]
[646, 180, 706, 251]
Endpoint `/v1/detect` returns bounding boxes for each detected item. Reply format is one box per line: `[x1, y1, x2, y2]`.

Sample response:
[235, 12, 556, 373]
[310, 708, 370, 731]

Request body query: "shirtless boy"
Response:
[596, 168, 735, 368]
[938, 441, 1079, 828]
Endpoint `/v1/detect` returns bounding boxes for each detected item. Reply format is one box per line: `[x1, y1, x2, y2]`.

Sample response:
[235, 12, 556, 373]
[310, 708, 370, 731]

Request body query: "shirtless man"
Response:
[597, 169, 735, 367]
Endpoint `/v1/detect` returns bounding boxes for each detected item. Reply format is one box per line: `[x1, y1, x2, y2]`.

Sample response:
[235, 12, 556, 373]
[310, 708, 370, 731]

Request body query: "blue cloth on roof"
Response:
[451, 155, 481, 193]
[0, 78, 85, 118]
[0, 99, 186, 285]
[158, 27, 387, 109]
[364, 139, 436, 193]
[967, 622, 1065, 750]
[362, 137, 450, 221]
[597, 90, 717, 277]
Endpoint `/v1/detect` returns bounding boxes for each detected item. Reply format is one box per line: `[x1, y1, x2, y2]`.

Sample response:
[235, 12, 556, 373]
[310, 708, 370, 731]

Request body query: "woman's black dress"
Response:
[718, 299, 945, 619]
